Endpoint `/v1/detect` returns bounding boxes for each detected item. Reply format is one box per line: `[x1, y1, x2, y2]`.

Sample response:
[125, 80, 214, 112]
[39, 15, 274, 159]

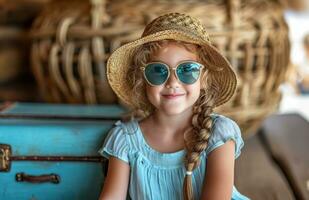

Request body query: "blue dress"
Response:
[98, 113, 250, 200]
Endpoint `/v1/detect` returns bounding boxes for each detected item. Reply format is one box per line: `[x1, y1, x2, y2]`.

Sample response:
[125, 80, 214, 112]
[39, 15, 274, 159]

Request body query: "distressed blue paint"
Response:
[0, 103, 128, 200]
[1, 102, 126, 118]
[1, 162, 103, 200]
[0, 119, 114, 155]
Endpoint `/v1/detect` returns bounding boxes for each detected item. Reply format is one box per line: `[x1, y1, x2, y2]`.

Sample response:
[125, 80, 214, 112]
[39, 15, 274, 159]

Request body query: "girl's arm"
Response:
[99, 156, 130, 200]
[200, 140, 235, 200]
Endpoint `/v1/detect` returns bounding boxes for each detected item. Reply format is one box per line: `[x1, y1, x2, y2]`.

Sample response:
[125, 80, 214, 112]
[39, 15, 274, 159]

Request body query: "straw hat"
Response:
[107, 12, 237, 109]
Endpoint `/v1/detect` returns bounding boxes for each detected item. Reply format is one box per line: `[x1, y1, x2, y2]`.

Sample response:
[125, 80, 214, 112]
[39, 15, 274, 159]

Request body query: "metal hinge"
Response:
[0, 144, 11, 172]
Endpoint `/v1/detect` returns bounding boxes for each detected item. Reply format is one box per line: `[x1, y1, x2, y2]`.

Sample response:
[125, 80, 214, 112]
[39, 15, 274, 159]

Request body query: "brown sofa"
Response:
[235, 113, 309, 200]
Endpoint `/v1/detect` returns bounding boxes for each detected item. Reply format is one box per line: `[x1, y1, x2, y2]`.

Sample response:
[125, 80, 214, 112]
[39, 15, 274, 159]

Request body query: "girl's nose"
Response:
[165, 70, 180, 88]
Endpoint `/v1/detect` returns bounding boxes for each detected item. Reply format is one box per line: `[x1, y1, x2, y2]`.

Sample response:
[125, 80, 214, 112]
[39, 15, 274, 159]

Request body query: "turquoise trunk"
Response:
[0, 103, 127, 200]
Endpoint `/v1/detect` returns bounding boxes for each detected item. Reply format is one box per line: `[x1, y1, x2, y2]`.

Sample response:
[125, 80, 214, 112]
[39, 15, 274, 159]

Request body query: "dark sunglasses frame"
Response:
[140, 60, 204, 86]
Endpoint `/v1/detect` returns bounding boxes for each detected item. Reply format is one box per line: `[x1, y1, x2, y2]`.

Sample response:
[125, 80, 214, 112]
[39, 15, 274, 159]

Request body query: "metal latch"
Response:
[0, 144, 11, 172]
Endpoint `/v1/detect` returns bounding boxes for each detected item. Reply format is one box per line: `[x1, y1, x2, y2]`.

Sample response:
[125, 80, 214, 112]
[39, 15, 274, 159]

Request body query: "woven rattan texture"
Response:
[30, 0, 290, 137]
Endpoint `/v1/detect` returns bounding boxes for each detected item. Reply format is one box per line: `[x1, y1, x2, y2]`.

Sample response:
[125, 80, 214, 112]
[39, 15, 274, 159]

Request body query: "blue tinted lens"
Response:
[176, 62, 201, 84]
[144, 63, 169, 85]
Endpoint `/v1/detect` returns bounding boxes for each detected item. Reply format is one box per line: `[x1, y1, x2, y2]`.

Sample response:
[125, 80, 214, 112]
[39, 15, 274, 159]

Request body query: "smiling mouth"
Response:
[162, 94, 185, 99]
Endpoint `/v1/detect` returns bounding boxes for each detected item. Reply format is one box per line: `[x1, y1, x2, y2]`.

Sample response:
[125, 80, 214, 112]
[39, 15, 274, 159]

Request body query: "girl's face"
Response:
[145, 42, 201, 116]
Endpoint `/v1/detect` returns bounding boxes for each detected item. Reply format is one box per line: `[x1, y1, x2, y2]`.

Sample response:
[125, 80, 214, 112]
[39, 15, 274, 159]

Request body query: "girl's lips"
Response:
[162, 94, 185, 99]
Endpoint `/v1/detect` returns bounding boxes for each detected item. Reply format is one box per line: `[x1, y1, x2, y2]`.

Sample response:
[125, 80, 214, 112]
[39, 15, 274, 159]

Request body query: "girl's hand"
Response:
[201, 140, 235, 200]
[99, 156, 130, 200]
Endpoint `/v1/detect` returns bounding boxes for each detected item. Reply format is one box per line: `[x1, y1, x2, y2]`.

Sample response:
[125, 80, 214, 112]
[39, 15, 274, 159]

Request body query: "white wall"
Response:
[284, 10, 309, 65]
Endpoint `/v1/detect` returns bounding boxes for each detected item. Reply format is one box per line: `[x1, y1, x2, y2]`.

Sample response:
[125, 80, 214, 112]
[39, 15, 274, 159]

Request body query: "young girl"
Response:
[98, 13, 250, 200]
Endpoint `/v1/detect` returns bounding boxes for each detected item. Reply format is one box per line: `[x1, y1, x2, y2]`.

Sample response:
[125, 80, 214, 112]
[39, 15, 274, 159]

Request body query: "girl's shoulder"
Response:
[111, 119, 139, 135]
[210, 113, 239, 130]
[102, 119, 140, 148]
[98, 119, 140, 163]
[205, 113, 244, 158]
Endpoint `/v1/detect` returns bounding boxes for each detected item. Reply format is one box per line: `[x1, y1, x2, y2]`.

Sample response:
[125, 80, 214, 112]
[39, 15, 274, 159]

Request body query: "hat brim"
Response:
[107, 29, 237, 108]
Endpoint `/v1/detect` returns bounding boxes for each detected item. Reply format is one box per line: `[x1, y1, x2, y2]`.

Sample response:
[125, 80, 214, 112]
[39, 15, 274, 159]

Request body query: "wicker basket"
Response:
[0, 27, 29, 83]
[30, 0, 290, 136]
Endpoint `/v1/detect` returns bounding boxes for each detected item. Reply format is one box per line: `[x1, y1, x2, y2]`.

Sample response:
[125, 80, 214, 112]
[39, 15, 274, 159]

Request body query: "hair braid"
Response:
[183, 45, 220, 200]
[183, 88, 215, 200]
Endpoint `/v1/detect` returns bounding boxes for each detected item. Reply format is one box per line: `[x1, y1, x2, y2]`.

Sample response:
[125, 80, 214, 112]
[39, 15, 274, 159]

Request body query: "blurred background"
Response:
[279, 9, 309, 120]
[0, 0, 308, 199]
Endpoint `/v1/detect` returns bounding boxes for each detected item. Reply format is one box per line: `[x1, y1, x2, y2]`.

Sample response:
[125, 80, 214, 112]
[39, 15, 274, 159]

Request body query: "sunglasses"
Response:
[140, 61, 204, 86]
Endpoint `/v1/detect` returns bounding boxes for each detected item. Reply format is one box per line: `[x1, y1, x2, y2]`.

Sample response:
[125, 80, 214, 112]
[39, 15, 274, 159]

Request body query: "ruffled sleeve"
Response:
[205, 115, 244, 159]
[98, 121, 130, 163]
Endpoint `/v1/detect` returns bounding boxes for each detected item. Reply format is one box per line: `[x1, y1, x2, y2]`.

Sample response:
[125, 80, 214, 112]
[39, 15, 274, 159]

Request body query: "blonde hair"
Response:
[127, 40, 220, 200]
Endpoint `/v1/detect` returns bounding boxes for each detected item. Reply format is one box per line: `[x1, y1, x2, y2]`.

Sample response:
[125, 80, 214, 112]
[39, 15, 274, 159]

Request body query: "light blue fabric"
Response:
[98, 113, 250, 200]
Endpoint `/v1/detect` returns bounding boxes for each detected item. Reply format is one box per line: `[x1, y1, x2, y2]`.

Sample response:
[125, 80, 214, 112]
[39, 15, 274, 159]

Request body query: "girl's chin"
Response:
[155, 106, 193, 116]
